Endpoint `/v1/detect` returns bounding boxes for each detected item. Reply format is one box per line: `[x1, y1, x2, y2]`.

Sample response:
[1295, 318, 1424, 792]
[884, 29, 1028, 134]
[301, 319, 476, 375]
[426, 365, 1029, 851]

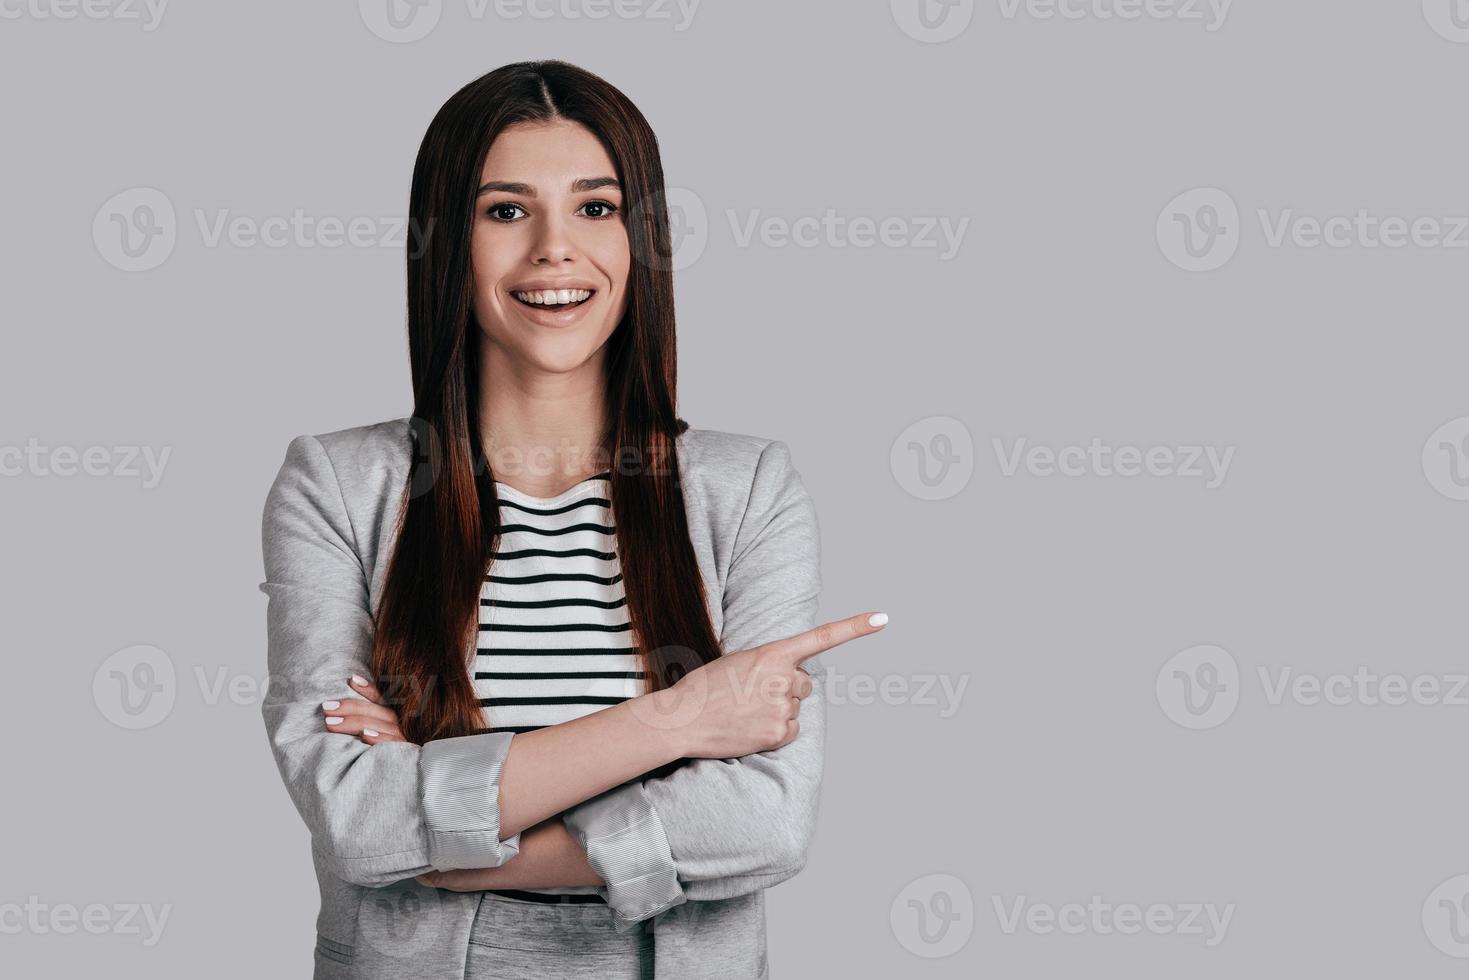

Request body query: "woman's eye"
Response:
[486, 203, 525, 222]
[485, 201, 619, 222]
[579, 200, 619, 219]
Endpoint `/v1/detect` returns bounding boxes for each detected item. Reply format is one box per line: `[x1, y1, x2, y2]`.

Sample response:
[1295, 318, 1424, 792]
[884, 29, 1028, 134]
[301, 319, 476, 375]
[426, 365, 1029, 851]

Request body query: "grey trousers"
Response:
[464, 892, 655, 979]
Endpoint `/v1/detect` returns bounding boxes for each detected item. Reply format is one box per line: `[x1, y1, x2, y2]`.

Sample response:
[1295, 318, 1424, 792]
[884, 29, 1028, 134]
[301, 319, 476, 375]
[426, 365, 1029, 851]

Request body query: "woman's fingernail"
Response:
[325, 716, 344, 725]
[363, 729, 380, 737]
[868, 613, 888, 627]
[351, 675, 369, 686]
[322, 701, 340, 710]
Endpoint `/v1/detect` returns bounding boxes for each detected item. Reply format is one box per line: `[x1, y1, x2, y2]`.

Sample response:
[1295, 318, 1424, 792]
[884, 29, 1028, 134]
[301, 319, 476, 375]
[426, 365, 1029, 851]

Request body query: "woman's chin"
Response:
[515, 336, 609, 374]
[479, 316, 617, 374]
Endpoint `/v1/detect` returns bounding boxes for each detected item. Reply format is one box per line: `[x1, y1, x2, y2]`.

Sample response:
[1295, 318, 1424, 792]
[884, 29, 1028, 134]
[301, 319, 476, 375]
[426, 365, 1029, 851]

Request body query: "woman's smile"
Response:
[506, 279, 599, 326]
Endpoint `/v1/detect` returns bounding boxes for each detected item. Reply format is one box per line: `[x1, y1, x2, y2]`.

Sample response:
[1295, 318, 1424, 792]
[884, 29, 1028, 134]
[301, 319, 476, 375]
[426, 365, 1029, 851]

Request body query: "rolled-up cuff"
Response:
[562, 780, 686, 932]
[419, 731, 522, 870]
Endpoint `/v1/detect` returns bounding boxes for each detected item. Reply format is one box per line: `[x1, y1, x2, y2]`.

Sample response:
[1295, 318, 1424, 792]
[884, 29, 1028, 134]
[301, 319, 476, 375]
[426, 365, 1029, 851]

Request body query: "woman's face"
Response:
[471, 118, 630, 375]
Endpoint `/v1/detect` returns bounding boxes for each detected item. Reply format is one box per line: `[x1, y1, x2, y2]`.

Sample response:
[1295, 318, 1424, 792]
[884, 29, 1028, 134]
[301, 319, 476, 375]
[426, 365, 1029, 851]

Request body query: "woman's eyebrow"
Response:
[476, 176, 621, 197]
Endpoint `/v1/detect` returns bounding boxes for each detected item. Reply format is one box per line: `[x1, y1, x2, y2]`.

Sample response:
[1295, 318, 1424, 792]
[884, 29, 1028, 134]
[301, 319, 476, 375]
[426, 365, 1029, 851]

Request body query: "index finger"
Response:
[766, 612, 888, 668]
[349, 673, 386, 706]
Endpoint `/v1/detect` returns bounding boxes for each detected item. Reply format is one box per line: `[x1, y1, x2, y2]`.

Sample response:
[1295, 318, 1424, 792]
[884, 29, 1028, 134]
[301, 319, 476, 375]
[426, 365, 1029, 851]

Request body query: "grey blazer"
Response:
[258, 417, 826, 979]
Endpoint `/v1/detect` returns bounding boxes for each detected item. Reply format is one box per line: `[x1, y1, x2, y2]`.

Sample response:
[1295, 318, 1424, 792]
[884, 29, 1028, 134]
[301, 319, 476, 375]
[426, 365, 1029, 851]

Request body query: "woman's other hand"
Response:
[320, 674, 410, 744]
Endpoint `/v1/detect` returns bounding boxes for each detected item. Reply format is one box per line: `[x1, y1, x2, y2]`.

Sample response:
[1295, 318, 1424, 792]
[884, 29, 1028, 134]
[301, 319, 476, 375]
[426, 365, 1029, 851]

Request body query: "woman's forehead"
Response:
[481, 120, 616, 183]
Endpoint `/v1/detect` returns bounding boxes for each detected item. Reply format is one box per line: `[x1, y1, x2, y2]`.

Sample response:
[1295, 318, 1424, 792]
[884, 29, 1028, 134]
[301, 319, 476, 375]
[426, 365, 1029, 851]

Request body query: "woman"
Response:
[259, 60, 887, 979]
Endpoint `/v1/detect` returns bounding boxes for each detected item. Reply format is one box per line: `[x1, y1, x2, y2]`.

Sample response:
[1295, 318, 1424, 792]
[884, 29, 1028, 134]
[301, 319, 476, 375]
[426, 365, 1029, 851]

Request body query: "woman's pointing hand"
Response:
[655, 611, 888, 760]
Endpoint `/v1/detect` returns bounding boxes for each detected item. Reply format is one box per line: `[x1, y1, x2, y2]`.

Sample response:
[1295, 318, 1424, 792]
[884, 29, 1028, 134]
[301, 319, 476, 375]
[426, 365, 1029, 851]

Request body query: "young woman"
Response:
[259, 60, 886, 979]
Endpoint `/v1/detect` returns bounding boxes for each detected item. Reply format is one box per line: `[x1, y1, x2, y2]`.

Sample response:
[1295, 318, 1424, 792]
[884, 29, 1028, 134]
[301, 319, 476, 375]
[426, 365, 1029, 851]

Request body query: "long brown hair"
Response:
[371, 60, 722, 751]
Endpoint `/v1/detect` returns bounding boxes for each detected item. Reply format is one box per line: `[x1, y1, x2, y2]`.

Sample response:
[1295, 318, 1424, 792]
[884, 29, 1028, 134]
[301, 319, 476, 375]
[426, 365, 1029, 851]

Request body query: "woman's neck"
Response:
[478, 352, 610, 495]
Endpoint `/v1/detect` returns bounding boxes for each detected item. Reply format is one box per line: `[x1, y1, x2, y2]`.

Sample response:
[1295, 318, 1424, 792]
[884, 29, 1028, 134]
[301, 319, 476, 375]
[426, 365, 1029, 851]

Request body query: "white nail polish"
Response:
[868, 613, 888, 627]
[325, 716, 344, 725]
[322, 701, 340, 710]
[351, 675, 369, 686]
[364, 729, 380, 737]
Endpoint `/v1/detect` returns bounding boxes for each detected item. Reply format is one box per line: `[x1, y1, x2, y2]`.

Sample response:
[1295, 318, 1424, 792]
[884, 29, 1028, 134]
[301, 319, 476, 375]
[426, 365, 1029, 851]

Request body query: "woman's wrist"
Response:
[616, 686, 697, 764]
[419, 817, 605, 891]
[488, 818, 605, 889]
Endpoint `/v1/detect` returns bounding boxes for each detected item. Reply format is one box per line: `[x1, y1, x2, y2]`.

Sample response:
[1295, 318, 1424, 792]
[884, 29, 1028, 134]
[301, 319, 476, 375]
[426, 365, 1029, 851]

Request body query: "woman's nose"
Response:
[530, 213, 578, 264]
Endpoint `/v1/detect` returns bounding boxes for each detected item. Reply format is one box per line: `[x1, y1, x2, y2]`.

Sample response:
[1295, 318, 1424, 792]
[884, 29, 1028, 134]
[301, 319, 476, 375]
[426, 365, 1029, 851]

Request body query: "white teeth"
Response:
[513, 288, 593, 306]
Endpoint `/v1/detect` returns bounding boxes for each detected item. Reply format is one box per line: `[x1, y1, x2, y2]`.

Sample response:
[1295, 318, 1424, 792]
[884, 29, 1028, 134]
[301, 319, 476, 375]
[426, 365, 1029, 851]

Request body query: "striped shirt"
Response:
[477, 469, 646, 901]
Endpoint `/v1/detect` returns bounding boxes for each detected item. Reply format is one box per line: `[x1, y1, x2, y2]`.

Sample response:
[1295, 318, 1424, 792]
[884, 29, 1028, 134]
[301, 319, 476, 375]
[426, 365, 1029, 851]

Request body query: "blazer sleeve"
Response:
[561, 439, 826, 929]
[259, 433, 523, 888]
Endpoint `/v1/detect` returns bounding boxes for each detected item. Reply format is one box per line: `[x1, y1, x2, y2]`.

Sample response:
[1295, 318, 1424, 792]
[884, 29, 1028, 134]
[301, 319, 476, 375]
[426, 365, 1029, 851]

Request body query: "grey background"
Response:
[4, 0, 1468, 975]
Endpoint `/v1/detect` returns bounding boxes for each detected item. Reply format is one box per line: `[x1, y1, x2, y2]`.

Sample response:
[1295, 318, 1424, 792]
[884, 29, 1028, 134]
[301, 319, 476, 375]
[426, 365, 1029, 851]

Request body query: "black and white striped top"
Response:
[477, 470, 645, 901]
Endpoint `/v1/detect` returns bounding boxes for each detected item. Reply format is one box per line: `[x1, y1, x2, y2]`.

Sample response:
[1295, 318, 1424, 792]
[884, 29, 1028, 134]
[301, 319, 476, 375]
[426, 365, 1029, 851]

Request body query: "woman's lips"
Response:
[509, 289, 596, 326]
